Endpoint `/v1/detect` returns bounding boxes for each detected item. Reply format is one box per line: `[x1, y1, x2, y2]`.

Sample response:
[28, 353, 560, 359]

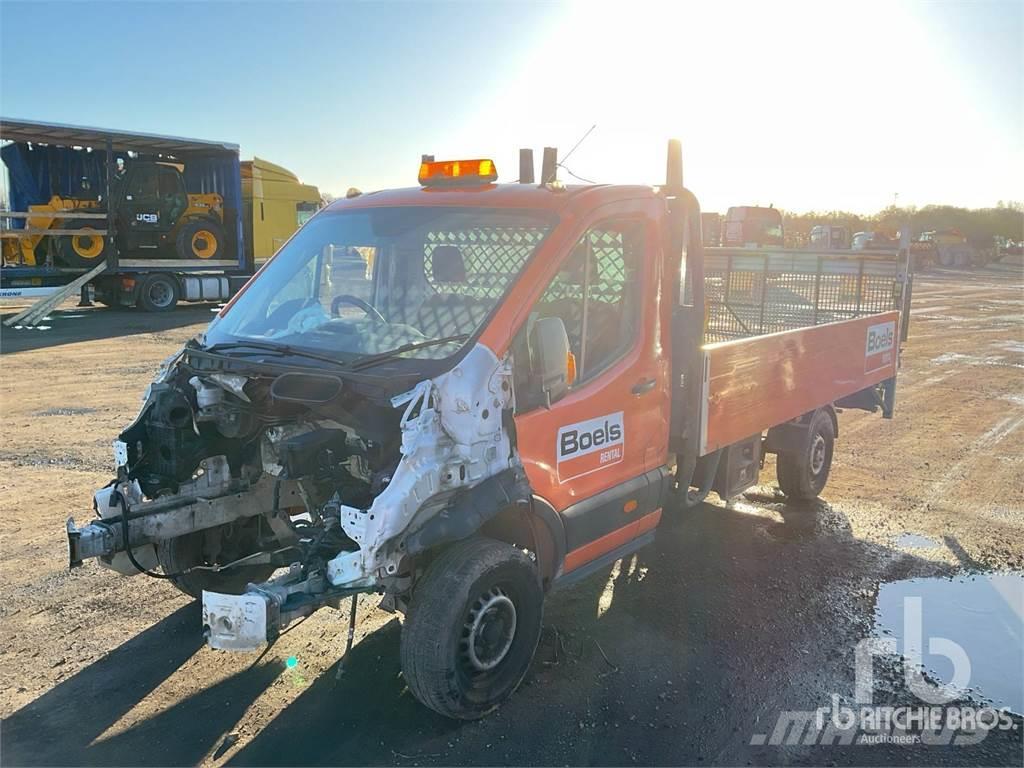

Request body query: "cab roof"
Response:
[324, 183, 661, 215]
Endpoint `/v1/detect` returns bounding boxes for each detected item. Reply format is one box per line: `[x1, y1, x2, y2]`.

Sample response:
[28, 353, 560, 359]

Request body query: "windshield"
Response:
[205, 206, 555, 366]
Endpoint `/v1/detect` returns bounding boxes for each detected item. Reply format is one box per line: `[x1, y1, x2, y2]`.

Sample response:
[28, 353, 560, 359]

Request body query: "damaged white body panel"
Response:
[327, 343, 515, 586]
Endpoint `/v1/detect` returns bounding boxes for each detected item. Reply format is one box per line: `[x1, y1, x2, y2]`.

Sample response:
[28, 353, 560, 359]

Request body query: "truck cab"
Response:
[723, 205, 784, 247]
[809, 224, 850, 249]
[66, 146, 911, 720]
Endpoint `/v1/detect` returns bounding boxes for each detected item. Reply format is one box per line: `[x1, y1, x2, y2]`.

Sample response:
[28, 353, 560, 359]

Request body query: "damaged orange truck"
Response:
[66, 142, 912, 719]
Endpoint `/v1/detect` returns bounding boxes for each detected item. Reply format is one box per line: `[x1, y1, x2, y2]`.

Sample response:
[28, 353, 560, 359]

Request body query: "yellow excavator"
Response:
[2, 160, 226, 268]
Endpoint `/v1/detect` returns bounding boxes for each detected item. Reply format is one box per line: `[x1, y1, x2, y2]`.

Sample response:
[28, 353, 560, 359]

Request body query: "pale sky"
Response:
[2, 0, 1021, 213]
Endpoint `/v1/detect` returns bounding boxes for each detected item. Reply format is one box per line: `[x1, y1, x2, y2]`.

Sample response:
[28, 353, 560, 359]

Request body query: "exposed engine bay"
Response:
[67, 340, 525, 650]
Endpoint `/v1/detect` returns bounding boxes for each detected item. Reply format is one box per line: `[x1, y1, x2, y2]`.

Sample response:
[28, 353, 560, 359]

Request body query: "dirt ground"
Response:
[0, 268, 1021, 767]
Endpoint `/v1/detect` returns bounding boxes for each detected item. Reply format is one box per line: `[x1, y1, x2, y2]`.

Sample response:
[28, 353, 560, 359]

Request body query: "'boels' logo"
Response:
[556, 412, 625, 482]
[864, 320, 896, 374]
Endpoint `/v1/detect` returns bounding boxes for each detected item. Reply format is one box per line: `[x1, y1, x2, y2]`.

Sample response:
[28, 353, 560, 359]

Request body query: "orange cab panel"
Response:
[507, 201, 670, 572]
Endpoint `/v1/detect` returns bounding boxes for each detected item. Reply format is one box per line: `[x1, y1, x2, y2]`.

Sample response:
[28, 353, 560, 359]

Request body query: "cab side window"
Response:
[157, 166, 182, 197]
[582, 221, 642, 376]
[127, 168, 159, 200]
[514, 218, 644, 410]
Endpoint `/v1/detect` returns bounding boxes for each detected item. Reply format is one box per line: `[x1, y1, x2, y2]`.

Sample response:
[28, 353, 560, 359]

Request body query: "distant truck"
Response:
[852, 231, 898, 251]
[723, 205, 784, 247]
[241, 157, 320, 263]
[915, 230, 975, 267]
[701, 211, 722, 247]
[1, 119, 320, 316]
[809, 224, 850, 250]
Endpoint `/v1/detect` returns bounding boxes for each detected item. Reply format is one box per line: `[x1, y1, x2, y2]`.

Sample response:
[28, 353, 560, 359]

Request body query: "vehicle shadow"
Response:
[0, 602, 275, 767]
[223, 494, 987, 767]
[0, 303, 216, 356]
[226, 618, 463, 767]
[8, 495, 1016, 767]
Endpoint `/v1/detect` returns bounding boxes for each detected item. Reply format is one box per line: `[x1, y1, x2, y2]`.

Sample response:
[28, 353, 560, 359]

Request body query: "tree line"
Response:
[779, 201, 1023, 247]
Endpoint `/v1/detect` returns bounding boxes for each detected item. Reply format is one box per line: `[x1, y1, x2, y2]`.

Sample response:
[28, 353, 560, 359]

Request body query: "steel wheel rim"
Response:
[810, 433, 827, 475]
[192, 230, 217, 259]
[72, 228, 104, 259]
[147, 281, 174, 308]
[461, 586, 517, 672]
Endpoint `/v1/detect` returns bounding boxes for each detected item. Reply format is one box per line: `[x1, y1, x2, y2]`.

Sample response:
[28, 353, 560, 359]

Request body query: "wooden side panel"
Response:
[701, 311, 900, 454]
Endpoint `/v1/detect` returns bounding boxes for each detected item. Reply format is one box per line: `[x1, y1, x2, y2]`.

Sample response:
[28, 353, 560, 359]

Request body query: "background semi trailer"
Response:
[1, 119, 319, 319]
[0, 118, 250, 316]
[722, 204, 785, 247]
[65, 142, 912, 719]
[241, 156, 321, 263]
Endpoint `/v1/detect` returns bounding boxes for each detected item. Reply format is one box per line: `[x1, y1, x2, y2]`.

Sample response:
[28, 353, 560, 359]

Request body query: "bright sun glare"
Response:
[453, 1, 1015, 212]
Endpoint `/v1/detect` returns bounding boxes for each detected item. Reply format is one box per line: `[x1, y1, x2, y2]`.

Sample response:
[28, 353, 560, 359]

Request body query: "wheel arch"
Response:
[479, 495, 566, 591]
[764, 405, 838, 454]
[821, 403, 839, 439]
[403, 470, 566, 592]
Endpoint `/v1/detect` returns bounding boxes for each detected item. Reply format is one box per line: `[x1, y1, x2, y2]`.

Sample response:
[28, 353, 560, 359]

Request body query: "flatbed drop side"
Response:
[65, 143, 911, 719]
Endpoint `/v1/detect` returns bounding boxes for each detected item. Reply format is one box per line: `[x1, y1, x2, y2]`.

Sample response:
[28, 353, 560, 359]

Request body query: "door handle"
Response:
[631, 377, 657, 396]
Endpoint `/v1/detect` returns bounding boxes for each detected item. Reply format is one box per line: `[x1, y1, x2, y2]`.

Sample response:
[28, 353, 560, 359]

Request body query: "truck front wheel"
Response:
[776, 410, 835, 500]
[400, 537, 543, 719]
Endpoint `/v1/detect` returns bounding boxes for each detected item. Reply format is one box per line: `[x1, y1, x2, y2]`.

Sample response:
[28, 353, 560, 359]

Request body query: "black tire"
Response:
[777, 410, 835, 500]
[155, 522, 276, 599]
[175, 218, 225, 261]
[57, 219, 109, 268]
[137, 273, 180, 312]
[400, 537, 543, 720]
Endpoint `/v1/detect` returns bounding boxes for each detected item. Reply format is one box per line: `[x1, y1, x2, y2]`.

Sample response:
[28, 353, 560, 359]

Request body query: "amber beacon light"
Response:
[418, 158, 498, 186]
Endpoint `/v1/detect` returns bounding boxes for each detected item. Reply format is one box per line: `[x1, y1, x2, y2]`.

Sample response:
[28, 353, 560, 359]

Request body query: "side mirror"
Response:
[530, 316, 572, 406]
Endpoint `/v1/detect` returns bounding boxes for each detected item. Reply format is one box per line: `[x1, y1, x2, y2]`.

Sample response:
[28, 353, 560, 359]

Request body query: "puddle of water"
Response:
[874, 573, 1024, 714]
[894, 533, 941, 549]
[993, 340, 1024, 355]
[930, 352, 1024, 369]
[34, 407, 99, 417]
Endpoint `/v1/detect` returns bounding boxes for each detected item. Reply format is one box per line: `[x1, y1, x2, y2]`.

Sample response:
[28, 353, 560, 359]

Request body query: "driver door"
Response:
[512, 203, 669, 577]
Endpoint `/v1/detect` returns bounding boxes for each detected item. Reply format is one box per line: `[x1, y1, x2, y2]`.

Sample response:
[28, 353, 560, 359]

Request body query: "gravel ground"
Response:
[0, 268, 1021, 767]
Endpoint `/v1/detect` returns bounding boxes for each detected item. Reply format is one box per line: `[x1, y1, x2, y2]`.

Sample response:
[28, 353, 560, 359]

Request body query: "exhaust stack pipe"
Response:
[665, 139, 683, 194]
[519, 149, 535, 184]
[540, 147, 558, 184]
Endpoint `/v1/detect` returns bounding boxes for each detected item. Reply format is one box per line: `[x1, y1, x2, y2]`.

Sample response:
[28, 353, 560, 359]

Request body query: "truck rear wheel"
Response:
[57, 219, 109, 268]
[400, 537, 543, 720]
[776, 410, 835, 500]
[155, 521, 275, 599]
[137, 273, 179, 312]
[176, 218, 225, 260]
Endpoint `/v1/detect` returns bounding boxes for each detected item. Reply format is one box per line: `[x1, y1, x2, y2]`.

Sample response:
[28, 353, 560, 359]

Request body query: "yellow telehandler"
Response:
[3, 160, 225, 268]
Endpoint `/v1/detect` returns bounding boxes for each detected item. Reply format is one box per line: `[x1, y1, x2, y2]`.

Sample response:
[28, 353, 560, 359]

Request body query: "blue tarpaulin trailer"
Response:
[0, 118, 255, 316]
